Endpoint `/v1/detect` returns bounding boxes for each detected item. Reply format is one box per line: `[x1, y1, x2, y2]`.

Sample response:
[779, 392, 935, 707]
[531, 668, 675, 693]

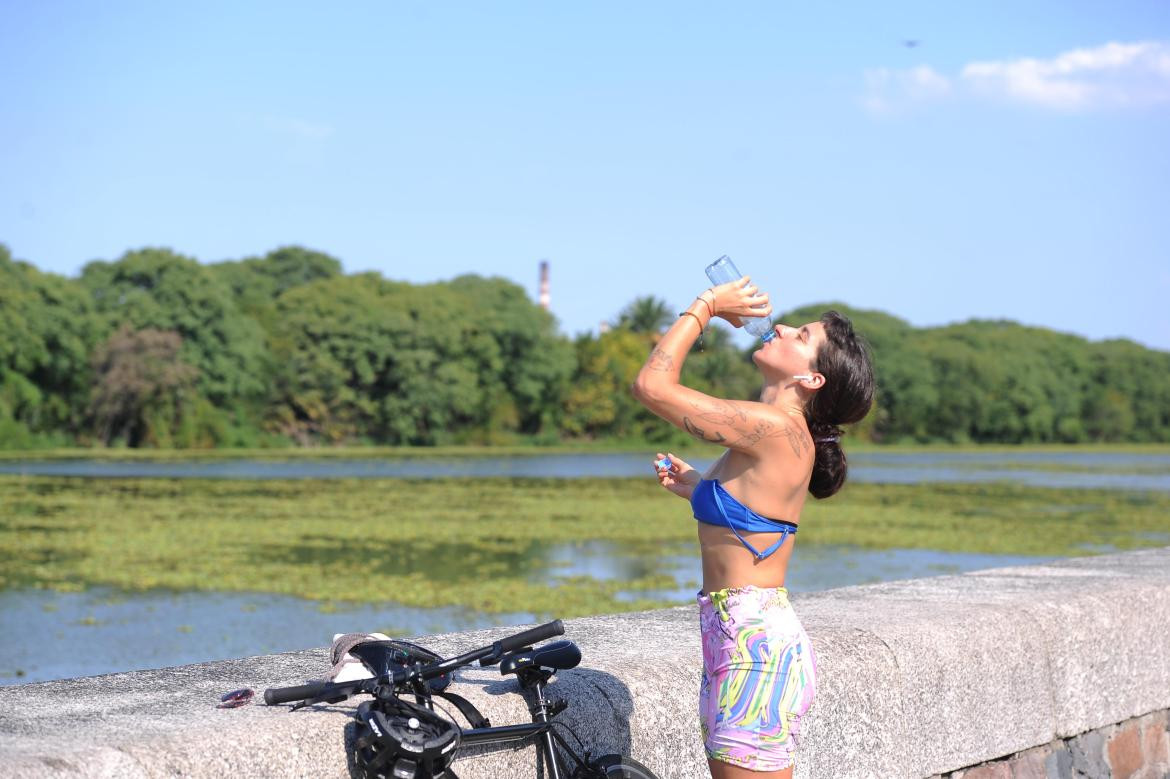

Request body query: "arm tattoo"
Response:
[690, 399, 748, 425]
[692, 399, 779, 449]
[646, 347, 675, 372]
[683, 416, 726, 443]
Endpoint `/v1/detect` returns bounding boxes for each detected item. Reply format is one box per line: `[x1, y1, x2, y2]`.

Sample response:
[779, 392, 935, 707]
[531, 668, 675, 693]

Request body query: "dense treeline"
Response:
[2, 243, 1167, 449]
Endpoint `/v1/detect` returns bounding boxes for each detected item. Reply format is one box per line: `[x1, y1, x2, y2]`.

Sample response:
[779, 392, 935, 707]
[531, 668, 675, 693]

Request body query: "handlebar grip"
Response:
[494, 619, 564, 655]
[264, 682, 328, 706]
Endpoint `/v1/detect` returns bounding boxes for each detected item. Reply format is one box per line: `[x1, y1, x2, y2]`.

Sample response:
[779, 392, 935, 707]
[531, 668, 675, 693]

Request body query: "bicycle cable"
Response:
[547, 719, 589, 755]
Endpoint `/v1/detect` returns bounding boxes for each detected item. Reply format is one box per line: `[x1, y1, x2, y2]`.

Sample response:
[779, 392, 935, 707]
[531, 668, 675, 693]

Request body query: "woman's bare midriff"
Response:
[699, 523, 796, 593]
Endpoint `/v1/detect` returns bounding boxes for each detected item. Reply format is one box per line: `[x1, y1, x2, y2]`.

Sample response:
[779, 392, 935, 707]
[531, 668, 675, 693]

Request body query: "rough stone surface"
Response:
[2, 547, 1170, 778]
[1108, 721, 1144, 778]
[1007, 746, 1049, 779]
[1044, 748, 1072, 779]
[960, 764, 1012, 779]
[1069, 728, 1109, 777]
[1141, 712, 1170, 767]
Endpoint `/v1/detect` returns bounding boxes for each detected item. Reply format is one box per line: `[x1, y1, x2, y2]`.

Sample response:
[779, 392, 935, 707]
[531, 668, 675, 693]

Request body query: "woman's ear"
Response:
[794, 373, 825, 389]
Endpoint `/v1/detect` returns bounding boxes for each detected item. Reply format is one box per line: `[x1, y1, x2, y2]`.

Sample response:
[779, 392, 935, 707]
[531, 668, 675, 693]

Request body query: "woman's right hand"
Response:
[653, 452, 700, 500]
[701, 277, 772, 328]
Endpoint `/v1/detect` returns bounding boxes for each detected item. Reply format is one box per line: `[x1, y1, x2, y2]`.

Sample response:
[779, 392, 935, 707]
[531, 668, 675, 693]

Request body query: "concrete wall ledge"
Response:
[3, 546, 1169, 778]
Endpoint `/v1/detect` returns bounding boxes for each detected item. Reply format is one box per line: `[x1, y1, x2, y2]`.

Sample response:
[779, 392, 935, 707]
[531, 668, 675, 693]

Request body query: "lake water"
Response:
[2, 449, 1166, 685]
[0, 542, 1052, 685]
[2, 450, 1169, 490]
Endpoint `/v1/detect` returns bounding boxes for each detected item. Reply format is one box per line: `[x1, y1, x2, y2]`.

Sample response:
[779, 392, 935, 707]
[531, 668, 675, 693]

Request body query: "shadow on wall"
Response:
[342, 666, 639, 778]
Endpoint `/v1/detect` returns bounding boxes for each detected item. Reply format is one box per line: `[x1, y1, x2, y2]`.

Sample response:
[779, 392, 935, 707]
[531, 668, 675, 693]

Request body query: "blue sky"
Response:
[3, 1, 1168, 349]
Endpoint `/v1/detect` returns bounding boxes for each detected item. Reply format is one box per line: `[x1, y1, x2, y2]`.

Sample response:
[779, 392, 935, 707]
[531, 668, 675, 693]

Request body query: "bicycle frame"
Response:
[427, 669, 581, 779]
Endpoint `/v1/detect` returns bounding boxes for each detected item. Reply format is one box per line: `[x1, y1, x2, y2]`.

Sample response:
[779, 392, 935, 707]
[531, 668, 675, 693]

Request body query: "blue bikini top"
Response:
[690, 479, 798, 561]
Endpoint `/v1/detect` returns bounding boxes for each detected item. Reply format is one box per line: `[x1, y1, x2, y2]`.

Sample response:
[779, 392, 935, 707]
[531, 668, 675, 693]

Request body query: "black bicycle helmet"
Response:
[351, 698, 460, 779]
[339, 638, 453, 693]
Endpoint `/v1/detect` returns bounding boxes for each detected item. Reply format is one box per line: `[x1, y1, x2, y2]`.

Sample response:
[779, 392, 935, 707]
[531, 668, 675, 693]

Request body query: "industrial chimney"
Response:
[538, 260, 550, 310]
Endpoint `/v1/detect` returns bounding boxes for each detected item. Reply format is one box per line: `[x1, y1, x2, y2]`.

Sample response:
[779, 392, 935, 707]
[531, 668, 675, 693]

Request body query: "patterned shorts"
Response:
[698, 585, 817, 771]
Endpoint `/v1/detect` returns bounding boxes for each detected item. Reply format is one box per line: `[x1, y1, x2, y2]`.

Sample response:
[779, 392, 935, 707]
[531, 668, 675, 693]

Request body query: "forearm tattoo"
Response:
[646, 347, 675, 372]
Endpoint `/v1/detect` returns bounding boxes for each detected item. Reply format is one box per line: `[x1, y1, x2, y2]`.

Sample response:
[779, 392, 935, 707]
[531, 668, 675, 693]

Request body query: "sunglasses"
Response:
[217, 688, 255, 708]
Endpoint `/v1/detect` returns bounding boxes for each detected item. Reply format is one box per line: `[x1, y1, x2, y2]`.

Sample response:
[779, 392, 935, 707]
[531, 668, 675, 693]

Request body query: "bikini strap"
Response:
[710, 482, 792, 561]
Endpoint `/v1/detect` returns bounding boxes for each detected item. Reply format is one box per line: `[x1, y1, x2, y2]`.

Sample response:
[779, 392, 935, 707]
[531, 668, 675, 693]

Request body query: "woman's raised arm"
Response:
[631, 279, 788, 457]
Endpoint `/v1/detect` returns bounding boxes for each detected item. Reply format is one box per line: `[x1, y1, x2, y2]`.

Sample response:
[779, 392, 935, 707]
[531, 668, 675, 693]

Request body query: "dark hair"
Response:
[806, 311, 875, 499]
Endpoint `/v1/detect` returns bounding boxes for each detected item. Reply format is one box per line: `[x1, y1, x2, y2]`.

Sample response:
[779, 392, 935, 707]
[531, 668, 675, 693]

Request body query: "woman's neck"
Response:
[758, 380, 806, 414]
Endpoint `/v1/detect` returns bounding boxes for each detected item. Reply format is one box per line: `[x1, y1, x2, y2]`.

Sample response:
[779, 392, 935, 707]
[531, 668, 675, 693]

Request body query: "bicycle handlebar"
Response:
[492, 619, 564, 658]
[263, 678, 373, 706]
[263, 619, 566, 706]
[264, 682, 330, 706]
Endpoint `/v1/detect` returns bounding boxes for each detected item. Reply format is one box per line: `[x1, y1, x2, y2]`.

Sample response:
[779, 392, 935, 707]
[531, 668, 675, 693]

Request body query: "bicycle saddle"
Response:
[499, 640, 582, 676]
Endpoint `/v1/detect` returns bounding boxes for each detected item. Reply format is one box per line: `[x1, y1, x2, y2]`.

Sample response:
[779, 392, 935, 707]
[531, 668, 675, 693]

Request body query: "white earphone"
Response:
[793, 374, 814, 381]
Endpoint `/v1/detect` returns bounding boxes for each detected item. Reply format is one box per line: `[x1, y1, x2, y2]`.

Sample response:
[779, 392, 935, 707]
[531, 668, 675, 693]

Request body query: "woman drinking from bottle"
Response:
[631, 277, 874, 779]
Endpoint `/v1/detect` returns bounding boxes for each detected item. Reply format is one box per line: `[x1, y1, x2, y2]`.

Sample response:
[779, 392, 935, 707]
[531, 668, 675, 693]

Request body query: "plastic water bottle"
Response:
[704, 255, 776, 342]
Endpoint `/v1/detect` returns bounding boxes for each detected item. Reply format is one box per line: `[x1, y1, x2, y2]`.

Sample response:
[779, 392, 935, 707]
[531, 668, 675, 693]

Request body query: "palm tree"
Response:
[616, 296, 673, 334]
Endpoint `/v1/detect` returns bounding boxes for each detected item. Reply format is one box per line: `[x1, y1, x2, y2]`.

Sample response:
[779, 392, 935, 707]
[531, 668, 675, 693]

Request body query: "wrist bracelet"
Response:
[696, 292, 715, 318]
[678, 310, 705, 351]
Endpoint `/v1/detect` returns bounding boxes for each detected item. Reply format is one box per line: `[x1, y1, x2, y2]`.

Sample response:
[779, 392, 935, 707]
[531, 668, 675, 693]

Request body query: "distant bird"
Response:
[902, 39, 921, 48]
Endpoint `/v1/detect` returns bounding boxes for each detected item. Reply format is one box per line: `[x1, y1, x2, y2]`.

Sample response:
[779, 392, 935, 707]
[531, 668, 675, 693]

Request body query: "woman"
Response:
[631, 277, 874, 778]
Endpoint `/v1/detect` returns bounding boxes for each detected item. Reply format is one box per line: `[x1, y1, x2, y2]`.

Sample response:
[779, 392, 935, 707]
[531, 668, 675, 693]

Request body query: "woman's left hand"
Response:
[701, 277, 772, 328]
[653, 451, 700, 499]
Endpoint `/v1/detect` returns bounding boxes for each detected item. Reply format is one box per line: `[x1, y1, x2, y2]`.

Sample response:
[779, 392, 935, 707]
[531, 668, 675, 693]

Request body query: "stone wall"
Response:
[2, 546, 1169, 778]
[936, 710, 1170, 779]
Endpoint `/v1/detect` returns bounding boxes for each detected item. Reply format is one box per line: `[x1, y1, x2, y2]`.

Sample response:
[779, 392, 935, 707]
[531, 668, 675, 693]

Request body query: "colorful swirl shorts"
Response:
[698, 585, 817, 771]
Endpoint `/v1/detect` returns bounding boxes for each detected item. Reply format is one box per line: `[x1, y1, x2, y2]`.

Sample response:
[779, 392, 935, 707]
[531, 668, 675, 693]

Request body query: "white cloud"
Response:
[861, 65, 952, 114]
[962, 41, 1170, 109]
[862, 40, 1170, 113]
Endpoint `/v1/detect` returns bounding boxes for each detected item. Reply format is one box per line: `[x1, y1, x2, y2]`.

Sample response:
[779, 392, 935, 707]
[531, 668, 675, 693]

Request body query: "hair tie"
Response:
[815, 435, 840, 444]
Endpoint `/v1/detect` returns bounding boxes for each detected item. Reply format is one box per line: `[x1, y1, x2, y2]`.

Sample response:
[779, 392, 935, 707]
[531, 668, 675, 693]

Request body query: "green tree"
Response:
[88, 326, 201, 447]
[562, 329, 651, 439]
[0, 245, 97, 446]
[209, 246, 343, 317]
[616, 296, 674, 335]
[80, 248, 270, 417]
[445, 275, 575, 438]
[1086, 339, 1170, 442]
[269, 275, 505, 444]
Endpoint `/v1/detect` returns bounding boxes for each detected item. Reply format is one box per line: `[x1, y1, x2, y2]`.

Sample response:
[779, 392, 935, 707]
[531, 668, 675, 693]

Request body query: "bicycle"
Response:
[264, 619, 661, 779]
